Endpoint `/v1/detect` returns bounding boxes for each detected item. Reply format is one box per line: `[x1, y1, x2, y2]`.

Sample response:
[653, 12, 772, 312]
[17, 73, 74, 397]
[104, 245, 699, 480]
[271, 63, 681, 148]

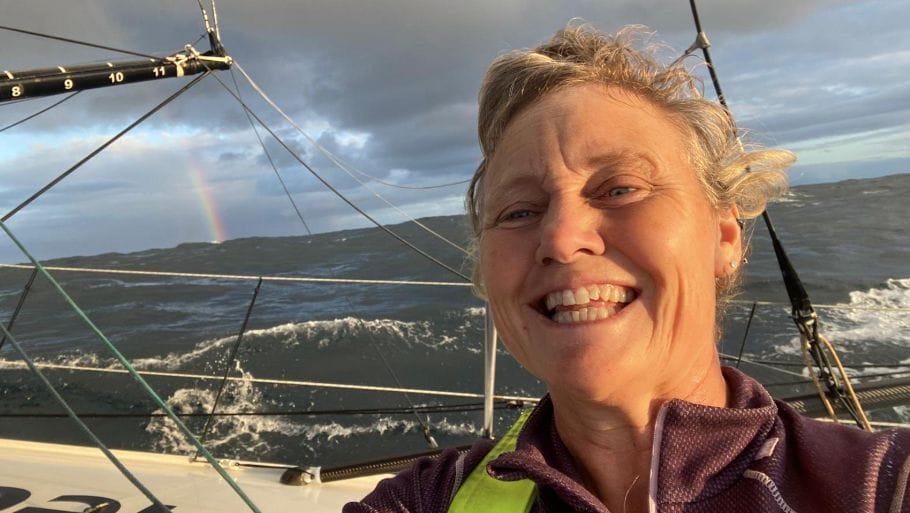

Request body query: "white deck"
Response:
[0, 438, 389, 512]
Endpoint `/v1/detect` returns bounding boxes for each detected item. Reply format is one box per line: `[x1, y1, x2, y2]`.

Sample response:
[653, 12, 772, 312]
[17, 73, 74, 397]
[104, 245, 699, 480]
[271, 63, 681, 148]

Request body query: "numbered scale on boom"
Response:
[1, 52, 230, 103]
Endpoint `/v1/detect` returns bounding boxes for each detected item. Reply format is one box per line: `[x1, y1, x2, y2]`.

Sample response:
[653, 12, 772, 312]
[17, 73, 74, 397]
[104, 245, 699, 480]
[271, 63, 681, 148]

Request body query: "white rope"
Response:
[0, 263, 471, 287]
[728, 298, 910, 313]
[815, 418, 909, 429]
[719, 352, 809, 378]
[231, 61, 470, 256]
[5, 263, 903, 309]
[5, 361, 538, 403]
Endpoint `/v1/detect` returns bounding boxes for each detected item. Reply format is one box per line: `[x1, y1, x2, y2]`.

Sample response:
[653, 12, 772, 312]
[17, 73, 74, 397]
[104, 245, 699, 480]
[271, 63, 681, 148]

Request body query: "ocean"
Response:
[1, 173, 908, 468]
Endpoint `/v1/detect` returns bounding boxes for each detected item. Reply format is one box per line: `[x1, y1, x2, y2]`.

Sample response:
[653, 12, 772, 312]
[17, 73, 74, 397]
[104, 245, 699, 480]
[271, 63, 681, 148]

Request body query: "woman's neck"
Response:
[549, 360, 728, 513]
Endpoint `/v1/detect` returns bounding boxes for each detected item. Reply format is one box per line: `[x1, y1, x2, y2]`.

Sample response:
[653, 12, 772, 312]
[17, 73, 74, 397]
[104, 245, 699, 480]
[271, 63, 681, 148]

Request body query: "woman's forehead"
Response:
[483, 85, 688, 192]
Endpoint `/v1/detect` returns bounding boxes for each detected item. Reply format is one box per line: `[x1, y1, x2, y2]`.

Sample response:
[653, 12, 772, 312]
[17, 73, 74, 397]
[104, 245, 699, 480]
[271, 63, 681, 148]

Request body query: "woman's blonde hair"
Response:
[466, 24, 795, 319]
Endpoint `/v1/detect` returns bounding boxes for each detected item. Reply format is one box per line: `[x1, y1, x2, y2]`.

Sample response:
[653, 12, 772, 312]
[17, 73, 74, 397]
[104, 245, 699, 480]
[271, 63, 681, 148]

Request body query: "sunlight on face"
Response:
[479, 84, 741, 403]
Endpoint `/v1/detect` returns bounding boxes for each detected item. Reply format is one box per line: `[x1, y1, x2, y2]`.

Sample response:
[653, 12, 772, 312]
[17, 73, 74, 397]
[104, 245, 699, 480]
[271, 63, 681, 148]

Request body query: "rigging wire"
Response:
[0, 25, 160, 60]
[1, 360, 536, 402]
[733, 302, 758, 369]
[0, 401, 515, 419]
[3, 263, 907, 311]
[229, 68, 312, 235]
[0, 91, 80, 133]
[195, 277, 263, 458]
[0, 263, 470, 286]
[203, 69, 471, 281]
[349, 294, 439, 449]
[718, 356, 910, 370]
[718, 352, 807, 379]
[0, 221, 264, 513]
[728, 298, 910, 313]
[1, 72, 210, 223]
[231, 62, 470, 256]
[765, 370, 910, 388]
[0, 323, 172, 513]
[683, 0, 872, 430]
[210, 0, 223, 43]
[352, 173, 472, 190]
[0, 268, 37, 353]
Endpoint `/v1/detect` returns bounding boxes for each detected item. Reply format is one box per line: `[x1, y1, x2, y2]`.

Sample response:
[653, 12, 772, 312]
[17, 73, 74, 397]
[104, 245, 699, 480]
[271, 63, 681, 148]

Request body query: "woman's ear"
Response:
[714, 205, 742, 277]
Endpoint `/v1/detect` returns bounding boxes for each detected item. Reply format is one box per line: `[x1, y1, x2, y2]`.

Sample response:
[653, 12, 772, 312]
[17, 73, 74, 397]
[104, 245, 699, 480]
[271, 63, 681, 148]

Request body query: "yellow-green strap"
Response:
[448, 410, 537, 513]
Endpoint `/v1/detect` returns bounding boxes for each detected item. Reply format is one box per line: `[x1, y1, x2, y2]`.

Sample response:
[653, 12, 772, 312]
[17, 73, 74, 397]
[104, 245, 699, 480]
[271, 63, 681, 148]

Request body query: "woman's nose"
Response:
[535, 201, 606, 265]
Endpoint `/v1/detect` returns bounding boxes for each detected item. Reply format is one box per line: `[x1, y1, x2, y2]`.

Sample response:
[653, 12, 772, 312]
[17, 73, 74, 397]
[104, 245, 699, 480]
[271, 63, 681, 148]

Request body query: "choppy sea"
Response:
[1, 173, 908, 468]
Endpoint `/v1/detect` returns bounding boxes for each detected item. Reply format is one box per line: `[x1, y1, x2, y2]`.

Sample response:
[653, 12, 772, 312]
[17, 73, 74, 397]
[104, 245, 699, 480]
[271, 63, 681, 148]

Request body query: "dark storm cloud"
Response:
[1, 0, 907, 262]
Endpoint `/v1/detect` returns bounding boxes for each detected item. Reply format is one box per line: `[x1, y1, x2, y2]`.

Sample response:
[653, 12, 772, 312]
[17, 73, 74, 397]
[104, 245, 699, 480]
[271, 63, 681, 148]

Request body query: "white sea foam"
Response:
[463, 307, 486, 317]
[770, 190, 807, 206]
[894, 405, 910, 424]
[769, 279, 910, 376]
[146, 363, 481, 455]
[821, 278, 910, 348]
[132, 334, 236, 370]
[0, 351, 118, 370]
[132, 316, 466, 370]
[271, 316, 467, 351]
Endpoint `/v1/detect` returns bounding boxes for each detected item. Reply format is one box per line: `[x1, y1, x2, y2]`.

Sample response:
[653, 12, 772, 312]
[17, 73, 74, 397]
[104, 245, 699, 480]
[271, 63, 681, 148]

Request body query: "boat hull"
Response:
[0, 438, 387, 512]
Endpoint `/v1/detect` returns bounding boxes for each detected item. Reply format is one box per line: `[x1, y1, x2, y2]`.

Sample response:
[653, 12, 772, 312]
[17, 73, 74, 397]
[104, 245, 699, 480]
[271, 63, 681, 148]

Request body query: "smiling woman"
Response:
[345, 24, 910, 513]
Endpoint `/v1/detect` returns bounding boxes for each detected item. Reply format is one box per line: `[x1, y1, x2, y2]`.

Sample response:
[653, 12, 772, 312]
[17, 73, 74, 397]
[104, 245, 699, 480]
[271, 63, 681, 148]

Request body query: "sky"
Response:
[0, 0, 908, 263]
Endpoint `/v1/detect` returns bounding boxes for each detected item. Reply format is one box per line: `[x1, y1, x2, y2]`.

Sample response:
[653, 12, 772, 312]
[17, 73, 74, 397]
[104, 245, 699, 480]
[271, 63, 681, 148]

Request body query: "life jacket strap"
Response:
[447, 409, 537, 513]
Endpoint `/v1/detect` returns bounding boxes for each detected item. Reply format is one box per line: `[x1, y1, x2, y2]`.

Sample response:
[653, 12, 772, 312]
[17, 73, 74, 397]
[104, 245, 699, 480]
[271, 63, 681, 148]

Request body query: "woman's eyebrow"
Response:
[585, 151, 657, 173]
[483, 175, 541, 212]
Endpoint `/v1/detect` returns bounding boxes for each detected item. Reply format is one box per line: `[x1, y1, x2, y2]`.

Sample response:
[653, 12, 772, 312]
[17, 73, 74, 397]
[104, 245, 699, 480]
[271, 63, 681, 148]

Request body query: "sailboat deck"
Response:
[0, 437, 387, 512]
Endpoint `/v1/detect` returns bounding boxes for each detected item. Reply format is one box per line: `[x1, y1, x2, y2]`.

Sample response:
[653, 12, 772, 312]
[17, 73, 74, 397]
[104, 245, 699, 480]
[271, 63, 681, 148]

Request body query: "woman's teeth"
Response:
[544, 284, 636, 324]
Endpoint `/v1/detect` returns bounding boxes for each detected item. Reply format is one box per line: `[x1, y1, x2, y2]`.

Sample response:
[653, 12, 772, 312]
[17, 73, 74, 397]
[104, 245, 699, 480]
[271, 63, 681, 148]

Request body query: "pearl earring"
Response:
[730, 260, 738, 269]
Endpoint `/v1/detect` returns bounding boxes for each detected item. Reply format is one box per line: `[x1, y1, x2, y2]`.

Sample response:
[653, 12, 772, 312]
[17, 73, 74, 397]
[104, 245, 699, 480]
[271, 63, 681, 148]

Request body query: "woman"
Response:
[346, 25, 910, 513]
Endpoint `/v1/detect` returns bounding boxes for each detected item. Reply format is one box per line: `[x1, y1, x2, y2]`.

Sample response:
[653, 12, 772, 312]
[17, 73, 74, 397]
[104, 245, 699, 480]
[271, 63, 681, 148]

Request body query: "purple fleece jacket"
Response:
[344, 367, 910, 512]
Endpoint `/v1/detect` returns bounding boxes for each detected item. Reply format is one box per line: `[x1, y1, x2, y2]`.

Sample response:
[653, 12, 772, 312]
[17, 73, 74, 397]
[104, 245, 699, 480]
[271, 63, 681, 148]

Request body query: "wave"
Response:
[0, 311, 487, 371]
[146, 363, 480, 455]
[768, 278, 910, 375]
[823, 278, 910, 348]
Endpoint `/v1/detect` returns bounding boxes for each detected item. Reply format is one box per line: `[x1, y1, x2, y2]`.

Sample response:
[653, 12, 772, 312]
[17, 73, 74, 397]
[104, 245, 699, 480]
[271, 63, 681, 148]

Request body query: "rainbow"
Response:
[187, 164, 228, 243]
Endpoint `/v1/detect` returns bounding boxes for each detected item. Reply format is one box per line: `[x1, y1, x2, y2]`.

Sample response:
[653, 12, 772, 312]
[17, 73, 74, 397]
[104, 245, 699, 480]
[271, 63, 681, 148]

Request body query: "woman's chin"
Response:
[542, 357, 651, 406]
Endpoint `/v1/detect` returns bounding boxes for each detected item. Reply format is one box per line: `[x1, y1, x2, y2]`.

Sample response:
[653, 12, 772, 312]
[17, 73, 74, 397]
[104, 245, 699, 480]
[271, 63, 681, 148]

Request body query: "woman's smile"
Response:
[537, 283, 637, 324]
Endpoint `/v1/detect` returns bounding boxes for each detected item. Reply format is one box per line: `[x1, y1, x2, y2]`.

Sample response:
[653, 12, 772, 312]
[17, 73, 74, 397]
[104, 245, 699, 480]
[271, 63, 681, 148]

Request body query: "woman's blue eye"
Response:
[609, 187, 636, 197]
[506, 210, 532, 220]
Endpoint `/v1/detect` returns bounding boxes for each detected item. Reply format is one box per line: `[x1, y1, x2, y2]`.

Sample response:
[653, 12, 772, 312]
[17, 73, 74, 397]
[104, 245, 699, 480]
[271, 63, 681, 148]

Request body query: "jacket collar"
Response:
[487, 367, 778, 510]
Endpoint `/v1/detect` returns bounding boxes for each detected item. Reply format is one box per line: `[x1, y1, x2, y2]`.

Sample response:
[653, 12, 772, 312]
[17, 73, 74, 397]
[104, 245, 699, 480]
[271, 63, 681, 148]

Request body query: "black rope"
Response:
[195, 277, 263, 454]
[205, 70, 470, 282]
[763, 378, 815, 388]
[685, 0, 729, 107]
[0, 25, 160, 60]
[0, 91, 81, 133]
[0, 268, 38, 353]
[229, 68, 312, 235]
[734, 302, 758, 369]
[349, 294, 438, 449]
[1, 72, 209, 223]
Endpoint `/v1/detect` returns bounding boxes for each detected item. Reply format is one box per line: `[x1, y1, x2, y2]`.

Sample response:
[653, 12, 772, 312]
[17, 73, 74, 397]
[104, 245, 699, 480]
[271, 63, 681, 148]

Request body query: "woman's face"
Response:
[479, 84, 741, 402]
